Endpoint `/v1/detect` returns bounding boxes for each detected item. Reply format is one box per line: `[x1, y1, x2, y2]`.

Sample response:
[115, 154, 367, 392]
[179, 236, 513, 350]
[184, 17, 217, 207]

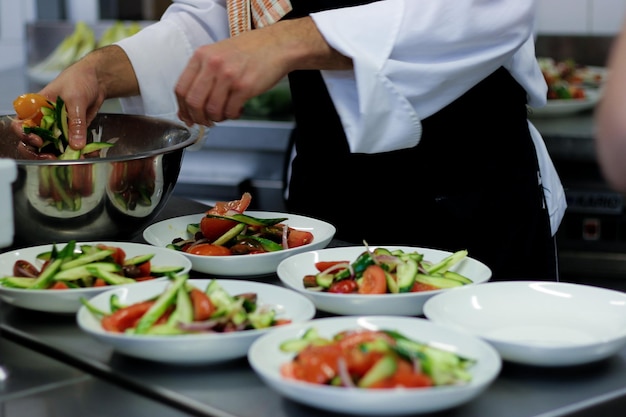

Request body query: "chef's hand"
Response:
[40, 45, 139, 150]
[175, 17, 353, 127]
[38, 62, 103, 151]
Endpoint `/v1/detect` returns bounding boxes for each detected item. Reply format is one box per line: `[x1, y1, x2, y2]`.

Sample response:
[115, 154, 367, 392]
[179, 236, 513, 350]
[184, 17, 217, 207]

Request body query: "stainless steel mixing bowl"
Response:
[0, 113, 197, 246]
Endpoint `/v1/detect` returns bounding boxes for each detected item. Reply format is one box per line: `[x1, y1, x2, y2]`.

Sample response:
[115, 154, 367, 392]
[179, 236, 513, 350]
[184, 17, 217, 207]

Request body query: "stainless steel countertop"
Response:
[1, 196, 626, 417]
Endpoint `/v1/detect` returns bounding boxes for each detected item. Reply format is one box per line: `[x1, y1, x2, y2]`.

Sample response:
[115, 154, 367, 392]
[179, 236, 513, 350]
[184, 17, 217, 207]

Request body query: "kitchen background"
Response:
[1, 0, 626, 287]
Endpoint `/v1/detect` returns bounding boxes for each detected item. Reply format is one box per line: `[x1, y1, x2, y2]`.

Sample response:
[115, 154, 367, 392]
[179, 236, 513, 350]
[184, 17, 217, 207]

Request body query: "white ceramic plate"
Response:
[248, 315, 501, 415]
[423, 281, 626, 366]
[529, 88, 601, 117]
[276, 246, 492, 316]
[0, 241, 192, 314]
[143, 211, 336, 276]
[77, 279, 316, 365]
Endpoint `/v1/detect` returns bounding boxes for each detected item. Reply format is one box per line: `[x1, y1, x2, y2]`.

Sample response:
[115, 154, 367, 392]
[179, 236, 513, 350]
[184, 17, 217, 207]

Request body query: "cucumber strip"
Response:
[186, 223, 201, 235]
[248, 308, 275, 329]
[1, 277, 37, 289]
[150, 265, 185, 276]
[205, 213, 287, 227]
[57, 96, 69, 144]
[109, 293, 126, 312]
[384, 270, 399, 294]
[414, 273, 464, 289]
[397, 258, 418, 292]
[85, 265, 135, 285]
[315, 273, 334, 289]
[168, 286, 194, 325]
[242, 235, 283, 252]
[442, 270, 473, 284]
[358, 355, 397, 388]
[134, 274, 188, 334]
[30, 258, 63, 289]
[61, 249, 115, 270]
[213, 222, 245, 246]
[55, 262, 121, 281]
[425, 250, 468, 275]
[81, 142, 113, 154]
[80, 297, 108, 318]
[123, 253, 154, 266]
[49, 167, 76, 210]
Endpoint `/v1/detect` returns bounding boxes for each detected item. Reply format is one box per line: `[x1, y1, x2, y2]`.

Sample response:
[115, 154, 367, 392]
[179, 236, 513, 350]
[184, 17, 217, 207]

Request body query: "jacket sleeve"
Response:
[115, 0, 230, 121]
[311, 0, 546, 153]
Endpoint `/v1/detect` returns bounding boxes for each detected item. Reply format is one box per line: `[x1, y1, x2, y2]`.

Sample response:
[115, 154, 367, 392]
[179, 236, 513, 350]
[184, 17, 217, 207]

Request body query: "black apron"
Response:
[282, 2, 557, 281]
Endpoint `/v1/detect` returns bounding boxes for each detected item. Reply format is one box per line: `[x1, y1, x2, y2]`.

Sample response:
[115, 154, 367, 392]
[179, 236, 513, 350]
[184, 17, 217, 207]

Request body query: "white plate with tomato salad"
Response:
[0, 241, 192, 313]
[143, 211, 336, 276]
[77, 278, 316, 365]
[248, 315, 501, 415]
[276, 246, 492, 316]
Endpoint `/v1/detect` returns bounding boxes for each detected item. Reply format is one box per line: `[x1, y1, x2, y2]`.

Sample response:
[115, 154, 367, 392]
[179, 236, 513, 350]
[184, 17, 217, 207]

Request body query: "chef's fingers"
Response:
[175, 57, 204, 127]
[10, 119, 44, 148]
[17, 142, 56, 160]
[64, 102, 88, 150]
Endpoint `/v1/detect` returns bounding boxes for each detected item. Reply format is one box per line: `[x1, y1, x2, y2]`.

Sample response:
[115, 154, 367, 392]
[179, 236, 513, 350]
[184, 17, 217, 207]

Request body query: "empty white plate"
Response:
[423, 281, 626, 366]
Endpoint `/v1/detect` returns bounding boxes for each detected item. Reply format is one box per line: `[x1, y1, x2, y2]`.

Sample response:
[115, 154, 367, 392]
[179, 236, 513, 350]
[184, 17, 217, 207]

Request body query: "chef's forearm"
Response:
[263, 17, 353, 72]
[89, 45, 141, 98]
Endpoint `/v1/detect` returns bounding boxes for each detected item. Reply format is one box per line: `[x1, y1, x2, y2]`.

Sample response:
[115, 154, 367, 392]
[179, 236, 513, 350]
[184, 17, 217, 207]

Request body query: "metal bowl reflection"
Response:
[0, 113, 196, 246]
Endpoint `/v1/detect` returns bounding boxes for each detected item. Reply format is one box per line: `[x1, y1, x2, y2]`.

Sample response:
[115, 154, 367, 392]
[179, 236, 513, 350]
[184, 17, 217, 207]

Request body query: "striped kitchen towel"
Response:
[227, 0, 293, 37]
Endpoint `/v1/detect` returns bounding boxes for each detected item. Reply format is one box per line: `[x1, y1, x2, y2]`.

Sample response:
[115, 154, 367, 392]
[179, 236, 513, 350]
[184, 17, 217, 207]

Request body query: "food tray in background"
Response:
[26, 20, 155, 86]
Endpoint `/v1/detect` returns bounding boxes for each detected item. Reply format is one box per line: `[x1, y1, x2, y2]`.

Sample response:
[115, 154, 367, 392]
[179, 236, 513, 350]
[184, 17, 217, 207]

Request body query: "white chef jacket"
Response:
[116, 0, 567, 235]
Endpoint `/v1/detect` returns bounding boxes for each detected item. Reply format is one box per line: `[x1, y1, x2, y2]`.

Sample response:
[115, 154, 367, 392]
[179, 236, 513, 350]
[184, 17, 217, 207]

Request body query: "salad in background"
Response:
[28, 21, 142, 82]
[537, 57, 607, 100]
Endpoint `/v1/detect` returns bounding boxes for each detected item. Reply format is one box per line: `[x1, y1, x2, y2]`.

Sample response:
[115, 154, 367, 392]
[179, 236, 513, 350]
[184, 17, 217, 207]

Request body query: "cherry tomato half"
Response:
[186, 243, 232, 256]
[13, 93, 53, 125]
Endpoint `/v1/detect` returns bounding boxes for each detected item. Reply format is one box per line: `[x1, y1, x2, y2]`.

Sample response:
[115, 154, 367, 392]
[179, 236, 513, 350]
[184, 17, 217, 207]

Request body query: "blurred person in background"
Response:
[595, 17, 626, 192]
[24, 0, 566, 280]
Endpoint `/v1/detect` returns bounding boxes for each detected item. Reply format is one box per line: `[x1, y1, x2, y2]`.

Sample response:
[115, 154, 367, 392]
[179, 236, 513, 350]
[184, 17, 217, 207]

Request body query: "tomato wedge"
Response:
[315, 261, 349, 273]
[200, 192, 252, 241]
[101, 301, 155, 333]
[287, 229, 314, 248]
[358, 265, 387, 294]
[97, 244, 126, 265]
[186, 243, 232, 256]
[210, 192, 252, 215]
[189, 288, 215, 321]
[50, 281, 69, 290]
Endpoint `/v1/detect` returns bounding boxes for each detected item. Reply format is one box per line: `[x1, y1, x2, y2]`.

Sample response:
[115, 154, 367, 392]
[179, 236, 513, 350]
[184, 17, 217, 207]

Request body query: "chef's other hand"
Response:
[175, 21, 294, 127]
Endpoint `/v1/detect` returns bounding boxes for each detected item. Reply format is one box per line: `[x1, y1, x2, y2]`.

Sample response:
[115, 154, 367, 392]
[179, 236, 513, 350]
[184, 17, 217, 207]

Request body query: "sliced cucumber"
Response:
[397, 258, 418, 292]
[1, 277, 37, 289]
[85, 265, 135, 285]
[206, 213, 287, 227]
[55, 262, 121, 281]
[123, 253, 154, 266]
[315, 273, 334, 289]
[150, 265, 185, 275]
[442, 270, 473, 284]
[414, 273, 464, 289]
[358, 355, 397, 388]
[60, 249, 114, 270]
[385, 270, 399, 294]
[213, 223, 245, 246]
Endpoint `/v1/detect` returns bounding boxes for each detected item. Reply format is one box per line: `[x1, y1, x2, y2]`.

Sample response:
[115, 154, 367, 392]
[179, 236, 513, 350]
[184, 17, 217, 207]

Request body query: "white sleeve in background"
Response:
[311, 0, 546, 154]
[115, 0, 230, 122]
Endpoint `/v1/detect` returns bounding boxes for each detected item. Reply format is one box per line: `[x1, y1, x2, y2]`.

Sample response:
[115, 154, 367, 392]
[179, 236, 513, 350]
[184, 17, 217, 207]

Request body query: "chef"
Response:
[38, 0, 566, 280]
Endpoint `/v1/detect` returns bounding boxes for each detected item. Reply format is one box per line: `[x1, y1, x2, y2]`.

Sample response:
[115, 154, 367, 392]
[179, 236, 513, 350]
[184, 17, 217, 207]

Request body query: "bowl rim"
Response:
[5, 113, 196, 164]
